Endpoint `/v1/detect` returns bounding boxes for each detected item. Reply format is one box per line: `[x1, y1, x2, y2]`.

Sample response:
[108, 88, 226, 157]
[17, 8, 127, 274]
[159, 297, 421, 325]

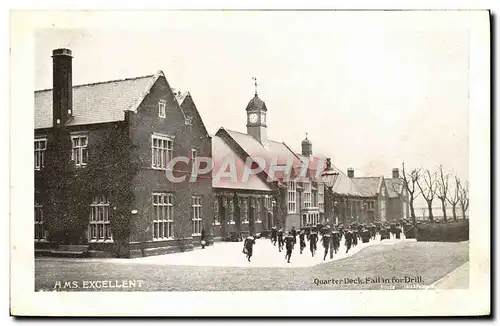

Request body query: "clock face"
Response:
[249, 113, 258, 123]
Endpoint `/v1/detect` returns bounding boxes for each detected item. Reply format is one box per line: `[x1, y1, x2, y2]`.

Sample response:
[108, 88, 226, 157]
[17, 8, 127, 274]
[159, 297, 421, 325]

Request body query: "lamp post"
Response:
[321, 158, 340, 259]
[362, 203, 367, 223]
[333, 201, 338, 225]
[272, 199, 277, 228]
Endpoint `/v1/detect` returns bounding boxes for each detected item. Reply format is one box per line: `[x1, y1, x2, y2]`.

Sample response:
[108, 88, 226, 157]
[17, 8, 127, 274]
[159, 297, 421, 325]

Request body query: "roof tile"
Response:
[35, 74, 156, 129]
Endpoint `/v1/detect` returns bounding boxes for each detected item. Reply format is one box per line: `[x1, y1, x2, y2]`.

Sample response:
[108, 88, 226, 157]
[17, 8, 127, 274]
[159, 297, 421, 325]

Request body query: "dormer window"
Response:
[158, 100, 166, 118]
[185, 116, 193, 126]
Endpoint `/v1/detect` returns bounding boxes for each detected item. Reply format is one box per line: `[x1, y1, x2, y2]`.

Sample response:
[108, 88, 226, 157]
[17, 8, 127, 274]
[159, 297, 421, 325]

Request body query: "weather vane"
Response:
[252, 77, 258, 96]
[305, 132, 308, 139]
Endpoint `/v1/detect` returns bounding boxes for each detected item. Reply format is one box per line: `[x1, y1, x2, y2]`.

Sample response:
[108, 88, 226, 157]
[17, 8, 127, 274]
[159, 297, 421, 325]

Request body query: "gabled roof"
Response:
[217, 128, 363, 196]
[171, 88, 190, 107]
[351, 177, 383, 197]
[295, 154, 362, 196]
[34, 70, 183, 129]
[211, 135, 272, 192]
[386, 178, 404, 198]
[178, 93, 210, 138]
[220, 128, 303, 181]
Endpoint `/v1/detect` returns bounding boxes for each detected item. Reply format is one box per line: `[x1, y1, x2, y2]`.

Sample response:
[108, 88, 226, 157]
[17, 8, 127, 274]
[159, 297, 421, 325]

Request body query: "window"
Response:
[185, 116, 193, 126]
[318, 183, 325, 211]
[34, 200, 47, 241]
[213, 200, 220, 225]
[367, 201, 375, 210]
[288, 181, 296, 213]
[192, 196, 202, 235]
[89, 196, 113, 242]
[151, 134, 173, 169]
[303, 182, 311, 208]
[312, 184, 318, 208]
[158, 100, 166, 118]
[307, 213, 319, 225]
[191, 149, 197, 163]
[152, 193, 174, 240]
[228, 198, 235, 224]
[255, 198, 262, 222]
[241, 198, 248, 223]
[34, 138, 47, 170]
[264, 195, 272, 210]
[71, 135, 88, 167]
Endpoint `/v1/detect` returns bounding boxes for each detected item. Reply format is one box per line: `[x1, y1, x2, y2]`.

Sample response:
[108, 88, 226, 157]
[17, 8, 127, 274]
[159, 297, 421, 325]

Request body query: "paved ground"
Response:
[432, 262, 469, 289]
[35, 241, 469, 292]
[46, 233, 413, 268]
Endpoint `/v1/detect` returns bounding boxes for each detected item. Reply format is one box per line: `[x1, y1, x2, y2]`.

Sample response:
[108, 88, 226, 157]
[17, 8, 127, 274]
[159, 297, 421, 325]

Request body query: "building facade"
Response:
[212, 90, 370, 233]
[34, 48, 213, 257]
[385, 168, 410, 221]
[349, 170, 389, 223]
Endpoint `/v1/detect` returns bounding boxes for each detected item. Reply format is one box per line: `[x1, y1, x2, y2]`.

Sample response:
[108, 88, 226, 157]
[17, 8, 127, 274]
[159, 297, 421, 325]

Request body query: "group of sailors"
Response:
[242, 220, 407, 263]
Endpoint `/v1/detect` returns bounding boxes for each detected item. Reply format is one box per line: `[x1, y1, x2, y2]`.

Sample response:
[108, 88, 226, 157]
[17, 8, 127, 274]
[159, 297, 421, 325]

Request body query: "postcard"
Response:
[10, 9, 490, 316]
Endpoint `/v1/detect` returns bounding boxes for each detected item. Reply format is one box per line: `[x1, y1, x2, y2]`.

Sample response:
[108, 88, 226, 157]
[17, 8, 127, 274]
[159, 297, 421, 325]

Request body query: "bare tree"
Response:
[446, 175, 461, 220]
[401, 162, 421, 225]
[436, 165, 449, 221]
[458, 180, 470, 219]
[416, 168, 438, 222]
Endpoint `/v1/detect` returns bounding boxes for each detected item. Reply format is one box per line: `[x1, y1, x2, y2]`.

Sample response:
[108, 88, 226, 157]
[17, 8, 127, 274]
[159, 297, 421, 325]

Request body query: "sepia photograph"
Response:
[10, 8, 490, 316]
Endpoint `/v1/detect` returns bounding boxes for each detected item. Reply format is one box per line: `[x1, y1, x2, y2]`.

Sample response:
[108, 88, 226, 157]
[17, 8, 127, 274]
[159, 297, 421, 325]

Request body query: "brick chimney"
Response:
[392, 168, 400, 179]
[52, 48, 73, 127]
[347, 168, 354, 178]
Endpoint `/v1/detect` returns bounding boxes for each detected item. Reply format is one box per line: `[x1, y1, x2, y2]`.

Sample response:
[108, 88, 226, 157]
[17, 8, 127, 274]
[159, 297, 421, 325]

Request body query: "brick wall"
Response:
[127, 75, 213, 250]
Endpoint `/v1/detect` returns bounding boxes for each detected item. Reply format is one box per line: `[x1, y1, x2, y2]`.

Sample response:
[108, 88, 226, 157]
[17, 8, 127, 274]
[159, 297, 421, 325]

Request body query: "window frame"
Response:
[34, 137, 47, 171]
[287, 181, 296, 213]
[70, 133, 89, 167]
[192, 196, 203, 236]
[191, 148, 198, 164]
[241, 198, 249, 224]
[213, 199, 220, 225]
[158, 99, 166, 118]
[318, 183, 325, 211]
[303, 182, 312, 208]
[228, 198, 235, 224]
[151, 133, 174, 170]
[152, 192, 175, 240]
[255, 197, 262, 223]
[34, 200, 48, 242]
[88, 195, 113, 243]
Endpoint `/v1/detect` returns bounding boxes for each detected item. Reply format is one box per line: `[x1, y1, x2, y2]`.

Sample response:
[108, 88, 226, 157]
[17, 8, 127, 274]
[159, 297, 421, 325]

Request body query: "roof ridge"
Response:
[281, 141, 301, 161]
[225, 128, 248, 135]
[35, 74, 155, 93]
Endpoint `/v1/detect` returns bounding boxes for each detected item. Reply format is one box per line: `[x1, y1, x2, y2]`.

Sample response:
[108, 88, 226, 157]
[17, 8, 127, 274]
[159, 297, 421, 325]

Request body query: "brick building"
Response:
[211, 90, 368, 233]
[34, 48, 212, 257]
[348, 170, 388, 223]
[385, 168, 410, 221]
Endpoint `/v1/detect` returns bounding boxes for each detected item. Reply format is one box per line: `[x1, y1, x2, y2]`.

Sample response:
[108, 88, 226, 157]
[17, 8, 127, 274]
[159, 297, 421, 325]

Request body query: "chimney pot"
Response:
[392, 168, 400, 179]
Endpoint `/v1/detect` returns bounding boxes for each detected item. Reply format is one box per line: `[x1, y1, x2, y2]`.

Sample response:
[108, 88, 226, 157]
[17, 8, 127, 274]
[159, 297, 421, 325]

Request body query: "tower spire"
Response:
[252, 77, 258, 96]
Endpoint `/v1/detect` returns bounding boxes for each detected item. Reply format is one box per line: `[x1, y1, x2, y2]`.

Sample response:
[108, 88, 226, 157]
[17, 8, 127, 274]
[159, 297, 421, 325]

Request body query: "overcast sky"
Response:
[35, 11, 470, 189]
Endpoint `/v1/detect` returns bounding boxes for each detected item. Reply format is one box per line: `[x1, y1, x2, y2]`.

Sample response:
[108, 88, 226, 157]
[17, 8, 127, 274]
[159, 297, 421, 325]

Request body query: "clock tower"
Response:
[246, 78, 268, 144]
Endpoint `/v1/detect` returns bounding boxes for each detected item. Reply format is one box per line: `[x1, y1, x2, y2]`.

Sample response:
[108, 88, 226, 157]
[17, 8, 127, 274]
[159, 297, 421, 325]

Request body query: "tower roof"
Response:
[245, 94, 268, 112]
[301, 134, 312, 145]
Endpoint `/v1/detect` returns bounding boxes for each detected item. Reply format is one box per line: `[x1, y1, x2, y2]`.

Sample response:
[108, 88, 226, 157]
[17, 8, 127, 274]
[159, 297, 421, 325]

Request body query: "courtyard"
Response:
[35, 237, 469, 292]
